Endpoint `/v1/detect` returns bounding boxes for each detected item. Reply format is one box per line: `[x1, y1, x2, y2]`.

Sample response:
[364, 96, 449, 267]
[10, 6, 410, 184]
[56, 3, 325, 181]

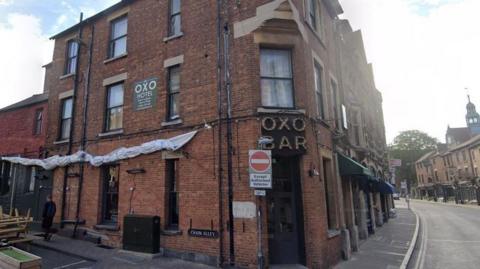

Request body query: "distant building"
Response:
[416, 96, 480, 203]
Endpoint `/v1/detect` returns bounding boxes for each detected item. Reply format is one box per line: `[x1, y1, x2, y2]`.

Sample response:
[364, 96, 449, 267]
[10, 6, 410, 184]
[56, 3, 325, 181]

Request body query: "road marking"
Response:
[53, 260, 88, 269]
[413, 213, 428, 269]
[373, 250, 406, 256]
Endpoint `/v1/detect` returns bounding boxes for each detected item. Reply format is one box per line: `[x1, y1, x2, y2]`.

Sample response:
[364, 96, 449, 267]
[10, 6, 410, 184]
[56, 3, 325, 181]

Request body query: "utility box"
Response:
[123, 215, 160, 254]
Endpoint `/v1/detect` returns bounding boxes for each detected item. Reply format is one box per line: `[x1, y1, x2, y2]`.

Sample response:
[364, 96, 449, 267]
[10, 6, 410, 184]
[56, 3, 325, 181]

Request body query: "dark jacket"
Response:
[42, 201, 56, 229]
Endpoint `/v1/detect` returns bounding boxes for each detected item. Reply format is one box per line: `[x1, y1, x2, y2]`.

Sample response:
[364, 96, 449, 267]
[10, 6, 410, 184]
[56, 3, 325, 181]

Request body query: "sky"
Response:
[0, 0, 479, 144]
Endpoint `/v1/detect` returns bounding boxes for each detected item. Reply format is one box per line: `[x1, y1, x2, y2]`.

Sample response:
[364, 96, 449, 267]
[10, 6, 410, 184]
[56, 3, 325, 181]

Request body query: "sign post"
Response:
[249, 149, 271, 269]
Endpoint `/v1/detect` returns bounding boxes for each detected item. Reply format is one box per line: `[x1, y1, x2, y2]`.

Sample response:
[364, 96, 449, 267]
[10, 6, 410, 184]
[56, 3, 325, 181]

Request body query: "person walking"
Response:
[42, 195, 56, 241]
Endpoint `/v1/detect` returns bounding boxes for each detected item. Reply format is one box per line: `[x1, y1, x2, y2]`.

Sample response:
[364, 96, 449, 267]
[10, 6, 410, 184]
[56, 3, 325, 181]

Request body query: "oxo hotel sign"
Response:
[261, 116, 307, 155]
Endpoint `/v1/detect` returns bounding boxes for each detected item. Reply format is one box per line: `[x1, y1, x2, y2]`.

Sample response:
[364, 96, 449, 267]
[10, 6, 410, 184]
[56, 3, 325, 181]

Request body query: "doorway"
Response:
[267, 157, 305, 265]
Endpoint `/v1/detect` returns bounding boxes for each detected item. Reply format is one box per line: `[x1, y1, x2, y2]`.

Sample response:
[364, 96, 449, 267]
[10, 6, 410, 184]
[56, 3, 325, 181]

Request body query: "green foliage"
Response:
[389, 130, 438, 187]
[390, 130, 438, 151]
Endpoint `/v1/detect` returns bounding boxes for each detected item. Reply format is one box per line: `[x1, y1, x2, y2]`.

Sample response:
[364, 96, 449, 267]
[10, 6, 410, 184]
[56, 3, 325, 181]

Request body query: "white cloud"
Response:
[0, 0, 13, 6]
[0, 14, 53, 108]
[339, 0, 480, 143]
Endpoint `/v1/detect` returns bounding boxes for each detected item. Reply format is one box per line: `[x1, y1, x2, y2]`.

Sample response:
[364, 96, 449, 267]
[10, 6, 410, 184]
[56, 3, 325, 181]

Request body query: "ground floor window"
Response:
[166, 159, 179, 229]
[0, 162, 11, 196]
[24, 167, 36, 193]
[322, 158, 338, 230]
[102, 165, 119, 225]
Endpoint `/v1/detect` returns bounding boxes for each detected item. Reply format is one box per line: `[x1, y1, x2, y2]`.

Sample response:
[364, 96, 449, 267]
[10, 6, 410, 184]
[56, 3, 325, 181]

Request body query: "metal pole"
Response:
[9, 164, 17, 215]
[257, 200, 264, 269]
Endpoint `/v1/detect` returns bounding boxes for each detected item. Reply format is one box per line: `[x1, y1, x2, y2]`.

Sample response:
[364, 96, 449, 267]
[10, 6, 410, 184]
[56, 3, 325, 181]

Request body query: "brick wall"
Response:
[0, 102, 48, 157]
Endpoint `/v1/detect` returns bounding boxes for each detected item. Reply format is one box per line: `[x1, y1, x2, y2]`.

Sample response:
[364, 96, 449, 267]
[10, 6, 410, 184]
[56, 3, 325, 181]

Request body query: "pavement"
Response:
[334, 199, 418, 269]
[408, 199, 480, 269]
[22, 233, 216, 269]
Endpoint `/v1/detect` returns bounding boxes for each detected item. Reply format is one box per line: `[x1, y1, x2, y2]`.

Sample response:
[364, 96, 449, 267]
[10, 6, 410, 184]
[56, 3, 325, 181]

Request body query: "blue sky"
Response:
[0, 0, 119, 36]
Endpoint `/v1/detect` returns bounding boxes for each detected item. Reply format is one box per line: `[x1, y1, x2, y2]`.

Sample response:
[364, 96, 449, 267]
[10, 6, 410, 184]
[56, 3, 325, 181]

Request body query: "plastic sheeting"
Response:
[1, 131, 197, 170]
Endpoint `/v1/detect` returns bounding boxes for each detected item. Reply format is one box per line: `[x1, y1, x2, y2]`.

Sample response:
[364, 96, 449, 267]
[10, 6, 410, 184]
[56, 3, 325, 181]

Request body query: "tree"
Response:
[389, 130, 439, 189]
[390, 130, 438, 151]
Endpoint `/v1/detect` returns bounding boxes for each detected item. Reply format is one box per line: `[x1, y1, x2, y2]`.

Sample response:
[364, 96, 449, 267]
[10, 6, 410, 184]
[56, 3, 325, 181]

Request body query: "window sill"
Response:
[163, 33, 184, 43]
[54, 139, 69, 145]
[104, 53, 128, 64]
[257, 107, 306, 115]
[98, 129, 124, 138]
[59, 73, 75, 80]
[162, 229, 182, 236]
[327, 229, 341, 239]
[161, 118, 183, 127]
[95, 224, 120, 232]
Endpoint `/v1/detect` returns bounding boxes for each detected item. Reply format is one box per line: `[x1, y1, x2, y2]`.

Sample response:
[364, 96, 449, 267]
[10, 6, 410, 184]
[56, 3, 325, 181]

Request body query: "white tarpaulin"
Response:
[1, 131, 197, 170]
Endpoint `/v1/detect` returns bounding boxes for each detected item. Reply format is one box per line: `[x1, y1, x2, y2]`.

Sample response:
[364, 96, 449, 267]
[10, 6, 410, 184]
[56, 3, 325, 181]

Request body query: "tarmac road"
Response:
[409, 200, 480, 269]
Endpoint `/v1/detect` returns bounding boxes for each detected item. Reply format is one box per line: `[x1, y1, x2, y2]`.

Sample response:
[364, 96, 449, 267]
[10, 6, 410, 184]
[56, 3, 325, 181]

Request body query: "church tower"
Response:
[466, 95, 480, 134]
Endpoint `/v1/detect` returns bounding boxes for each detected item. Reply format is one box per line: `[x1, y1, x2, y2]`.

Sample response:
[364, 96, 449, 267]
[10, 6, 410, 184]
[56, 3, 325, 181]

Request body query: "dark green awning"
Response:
[338, 154, 373, 177]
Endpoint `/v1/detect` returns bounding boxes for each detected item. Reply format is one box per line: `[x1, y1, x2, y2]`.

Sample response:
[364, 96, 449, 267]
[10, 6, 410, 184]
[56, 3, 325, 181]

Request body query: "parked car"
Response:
[393, 193, 400, 200]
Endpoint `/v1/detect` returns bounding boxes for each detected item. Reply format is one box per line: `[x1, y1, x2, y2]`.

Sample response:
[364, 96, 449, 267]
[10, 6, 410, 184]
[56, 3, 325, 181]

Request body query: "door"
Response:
[267, 157, 305, 265]
[34, 169, 53, 221]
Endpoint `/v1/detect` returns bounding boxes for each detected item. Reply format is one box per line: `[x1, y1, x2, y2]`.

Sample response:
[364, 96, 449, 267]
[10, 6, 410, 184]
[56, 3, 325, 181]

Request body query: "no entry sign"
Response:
[249, 150, 272, 189]
[249, 150, 272, 174]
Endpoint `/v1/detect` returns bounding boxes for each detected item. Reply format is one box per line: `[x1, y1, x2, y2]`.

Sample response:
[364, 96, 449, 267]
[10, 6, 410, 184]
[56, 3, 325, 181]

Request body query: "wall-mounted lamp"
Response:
[309, 168, 320, 177]
[127, 168, 146, 174]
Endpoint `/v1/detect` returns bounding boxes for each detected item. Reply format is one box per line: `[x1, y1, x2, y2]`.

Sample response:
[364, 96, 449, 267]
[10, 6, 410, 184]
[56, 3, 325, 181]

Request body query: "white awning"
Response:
[1, 131, 197, 170]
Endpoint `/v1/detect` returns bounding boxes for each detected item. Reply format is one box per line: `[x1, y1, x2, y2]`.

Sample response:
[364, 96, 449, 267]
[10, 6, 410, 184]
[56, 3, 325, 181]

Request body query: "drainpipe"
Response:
[216, 0, 225, 265]
[72, 23, 94, 238]
[60, 13, 84, 229]
[223, 23, 235, 266]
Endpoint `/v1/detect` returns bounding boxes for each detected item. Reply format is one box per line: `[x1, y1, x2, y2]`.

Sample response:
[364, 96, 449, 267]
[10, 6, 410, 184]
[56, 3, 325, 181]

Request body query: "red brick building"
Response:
[1, 0, 390, 268]
[0, 92, 50, 219]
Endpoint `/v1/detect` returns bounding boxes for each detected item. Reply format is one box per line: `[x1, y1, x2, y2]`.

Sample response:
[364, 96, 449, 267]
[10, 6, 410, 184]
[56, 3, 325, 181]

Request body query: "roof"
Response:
[0, 93, 48, 113]
[446, 127, 471, 144]
[416, 151, 436, 163]
[50, 0, 131, 40]
[449, 134, 480, 152]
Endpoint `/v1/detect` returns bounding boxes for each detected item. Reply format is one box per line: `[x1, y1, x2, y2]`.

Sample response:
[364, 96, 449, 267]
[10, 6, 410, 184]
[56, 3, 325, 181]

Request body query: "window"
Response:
[307, 0, 318, 30]
[166, 159, 179, 229]
[323, 158, 337, 230]
[0, 162, 11, 196]
[331, 79, 339, 128]
[342, 105, 348, 129]
[65, 40, 78, 75]
[313, 61, 325, 118]
[25, 167, 36, 193]
[105, 83, 124, 131]
[109, 16, 128, 58]
[168, 0, 181, 36]
[102, 165, 119, 224]
[59, 98, 73, 140]
[33, 109, 43, 135]
[167, 66, 181, 120]
[462, 150, 467, 162]
[260, 49, 294, 108]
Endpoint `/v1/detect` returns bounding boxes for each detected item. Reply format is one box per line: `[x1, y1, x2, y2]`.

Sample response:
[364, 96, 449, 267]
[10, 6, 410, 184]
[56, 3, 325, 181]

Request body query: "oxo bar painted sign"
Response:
[261, 116, 307, 155]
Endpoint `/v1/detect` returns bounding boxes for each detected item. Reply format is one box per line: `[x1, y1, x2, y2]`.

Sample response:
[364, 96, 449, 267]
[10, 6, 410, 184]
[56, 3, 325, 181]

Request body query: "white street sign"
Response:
[249, 174, 272, 189]
[254, 190, 266, 196]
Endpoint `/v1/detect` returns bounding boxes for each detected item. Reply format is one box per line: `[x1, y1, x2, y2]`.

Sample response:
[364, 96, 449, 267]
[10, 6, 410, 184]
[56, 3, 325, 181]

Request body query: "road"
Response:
[409, 200, 480, 269]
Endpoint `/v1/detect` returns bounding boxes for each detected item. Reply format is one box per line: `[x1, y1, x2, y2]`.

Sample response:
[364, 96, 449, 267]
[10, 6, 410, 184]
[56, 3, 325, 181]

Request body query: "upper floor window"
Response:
[169, 0, 181, 36]
[167, 66, 181, 120]
[260, 49, 294, 108]
[331, 79, 339, 128]
[33, 109, 43, 135]
[314, 61, 325, 118]
[105, 83, 124, 131]
[65, 40, 78, 75]
[59, 98, 73, 140]
[307, 0, 319, 31]
[109, 16, 128, 59]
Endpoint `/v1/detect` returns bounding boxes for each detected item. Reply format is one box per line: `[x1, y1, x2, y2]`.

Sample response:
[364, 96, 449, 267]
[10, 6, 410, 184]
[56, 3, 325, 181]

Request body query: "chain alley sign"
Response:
[261, 116, 307, 155]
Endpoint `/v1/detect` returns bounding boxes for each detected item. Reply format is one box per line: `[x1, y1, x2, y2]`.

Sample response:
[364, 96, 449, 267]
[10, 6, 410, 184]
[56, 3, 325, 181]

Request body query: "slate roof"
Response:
[446, 127, 471, 144]
[0, 93, 48, 113]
